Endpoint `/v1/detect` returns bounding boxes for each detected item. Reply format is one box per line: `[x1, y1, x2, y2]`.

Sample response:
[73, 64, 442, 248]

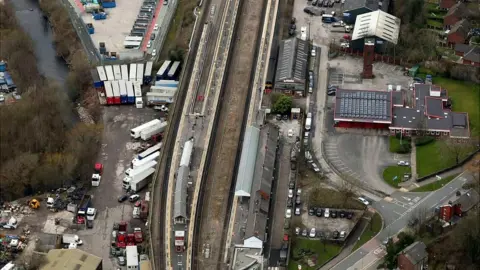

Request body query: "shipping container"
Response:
[146, 92, 175, 105]
[93, 12, 107, 20]
[111, 80, 121, 104]
[126, 80, 135, 104]
[156, 60, 171, 80]
[91, 69, 103, 88]
[130, 64, 137, 81]
[102, 1, 117, 8]
[125, 36, 143, 42]
[134, 82, 142, 97]
[119, 80, 128, 104]
[104, 81, 114, 105]
[105, 65, 115, 81]
[113, 65, 122, 80]
[86, 23, 95, 34]
[144, 61, 153, 85]
[130, 119, 161, 139]
[96, 66, 107, 81]
[154, 80, 178, 87]
[167, 61, 181, 80]
[136, 63, 144, 83]
[121, 65, 129, 81]
[124, 40, 142, 49]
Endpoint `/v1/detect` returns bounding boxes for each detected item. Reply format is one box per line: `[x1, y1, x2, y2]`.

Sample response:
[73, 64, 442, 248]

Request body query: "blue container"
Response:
[4, 72, 14, 86]
[127, 95, 135, 104]
[0, 61, 6, 72]
[87, 27, 95, 34]
[102, 2, 116, 8]
[120, 95, 128, 104]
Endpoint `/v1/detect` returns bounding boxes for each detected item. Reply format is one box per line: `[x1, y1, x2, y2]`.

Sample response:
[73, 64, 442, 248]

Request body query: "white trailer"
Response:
[125, 160, 157, 177]
[136, 63, 144, 83]
[140, 122, 168, 141]
[123, 167, 155, 191]
[132, 151, 160, 169]
[126, 80, 135, 103]
[138, 143, 162, 159]
[113, 65, 122, 80]
[96, 66, 107, 81]
[104, 81, 114, 104]
[146, 92, 175, 105]
[121, 64, 129, 81]
[105, 65, 115, 81]
[130, 119, 161, 139]
[150, 86, 177, 94]
[126, 245, 139, 270]
[129, 63, 137, 81]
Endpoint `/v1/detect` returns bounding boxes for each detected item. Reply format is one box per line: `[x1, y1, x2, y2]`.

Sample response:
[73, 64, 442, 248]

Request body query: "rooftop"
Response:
[235, 126, 261, 197]
[41, 249, 102, 270]
[275, 38, 308, 83]
[334, 89, 392, 124]
[352, 10, 401, 44]
[173, 166, 189, 220]
[343, 0, 390, 13]
[449, 19, 471, 38]
[392, 91, 404, 106]
[232, 237, 264, 270]
[463, 47, 480, 63]
[401, 241, 428, 266]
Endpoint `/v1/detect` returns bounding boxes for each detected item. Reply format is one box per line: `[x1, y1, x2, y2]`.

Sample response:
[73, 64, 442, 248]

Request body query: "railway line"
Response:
[192, 0, 268, 268]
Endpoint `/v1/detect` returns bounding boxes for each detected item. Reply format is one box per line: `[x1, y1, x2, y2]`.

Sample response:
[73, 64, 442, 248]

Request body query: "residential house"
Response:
[439, 188, 480, 222]
[447, 19, 472, 47]
[439, 0, 457, 10]
[397, 241, 428, 270]
[443, 3, 469, 29]
[455, 44, 480, 66]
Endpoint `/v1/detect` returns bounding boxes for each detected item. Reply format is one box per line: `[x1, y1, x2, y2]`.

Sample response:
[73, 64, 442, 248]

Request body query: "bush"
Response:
[415, 136, 435, 146]
[390, 136, 411, 153]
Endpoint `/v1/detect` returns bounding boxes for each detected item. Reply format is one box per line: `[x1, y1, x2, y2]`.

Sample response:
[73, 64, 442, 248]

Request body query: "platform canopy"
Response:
[352, 10, 401, 45]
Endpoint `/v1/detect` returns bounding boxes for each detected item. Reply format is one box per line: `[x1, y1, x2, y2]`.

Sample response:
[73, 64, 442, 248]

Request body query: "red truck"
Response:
[140, 200, 149, 220]
[117, 232, 127, 248]
[134, 228, 143, 243]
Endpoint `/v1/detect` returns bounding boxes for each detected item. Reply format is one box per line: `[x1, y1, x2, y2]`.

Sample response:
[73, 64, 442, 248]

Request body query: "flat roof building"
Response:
[41, 249, 102, 270]
[334, 89, 392, 125]
[274, 38, 308, 96]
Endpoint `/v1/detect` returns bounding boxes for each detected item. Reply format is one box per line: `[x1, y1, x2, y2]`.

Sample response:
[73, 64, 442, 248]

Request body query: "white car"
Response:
[288, 189, 294, 198]
[0, 94, 5, 102]
[287, 129, 294, 137]
[305, 151, 313, 162]
[311, 48, 316, 57]
[295, 227, 300, 235]
[311, 163, 320, 172]
[340, 231, 346, 238]
[340, 42, 350, 48]
[295, 207, 301, 215]
[397, 160, 410, 166]
[297, 189, 302, 196]
[154, 24, 159, 31]
[285, 209, 292, 218]
[309, 228, 316, 238]
[304, 132, 309, 138]
[358, 197, 370, 205]
[324, 208, 330, 218]
[152, 49, 157, 56]
[147, 41, 152, 48]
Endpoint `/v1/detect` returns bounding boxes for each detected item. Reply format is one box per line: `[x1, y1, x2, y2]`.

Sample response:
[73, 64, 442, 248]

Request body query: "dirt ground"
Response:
[195, 0, 265, 268]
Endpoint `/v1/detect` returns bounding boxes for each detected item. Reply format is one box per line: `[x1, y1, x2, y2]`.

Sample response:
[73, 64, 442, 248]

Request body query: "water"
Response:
[11, 0, 69, 88]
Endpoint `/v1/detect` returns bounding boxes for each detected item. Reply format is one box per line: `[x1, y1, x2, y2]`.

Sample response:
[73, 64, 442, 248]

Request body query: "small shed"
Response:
[291, 108, 301, 120]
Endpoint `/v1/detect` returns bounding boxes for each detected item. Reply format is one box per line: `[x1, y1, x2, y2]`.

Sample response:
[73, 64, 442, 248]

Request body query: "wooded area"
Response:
[0, 1, 102, 201]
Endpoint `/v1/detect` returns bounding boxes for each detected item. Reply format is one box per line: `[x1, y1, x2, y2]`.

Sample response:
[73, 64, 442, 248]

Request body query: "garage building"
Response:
[274, 38, 308, 96]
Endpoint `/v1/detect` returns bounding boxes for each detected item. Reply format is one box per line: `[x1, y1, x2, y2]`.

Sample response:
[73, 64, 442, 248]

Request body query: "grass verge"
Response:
[288, 239, 342, 270]
[411, 173, 460, 192]
[389, 136, 411, 153]
[427, 19, 443, 29]
[432, 77, 480, 137]
[383, 166, 412, 188]
[352, 212, 382, 251]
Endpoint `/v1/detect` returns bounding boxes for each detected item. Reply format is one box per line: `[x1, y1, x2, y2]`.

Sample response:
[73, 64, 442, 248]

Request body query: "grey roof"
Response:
[352, 10, 401, 44]
[452, 112, 467, 127]
[334, 89, 392, 123]
[425, 97, 445, 118]
[454, 43, 472, 54]
[235, 126, 261, 197]
[449, 19, 471, 38]
[275, 38, 307, 83]
[454, 188, 480, 212]
[401, 241, 428, 265]
[392, 91, 403, 105]
[246, 125, 279, 241]
[344, 0, 390, 13]
[392, 107, 422, 129]
[463, 47, 480, 63]
[174, 166, 189, 220]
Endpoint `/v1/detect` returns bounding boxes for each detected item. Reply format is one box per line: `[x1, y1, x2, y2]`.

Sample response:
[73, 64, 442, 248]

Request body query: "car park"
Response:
[285, 209, 292, 218]
[333, 231, 339, 239]
[309, 228, 316, 238]
[295, 227, 300, 235]
[324, 208, 330, 218]
[302, 228, 308, 237]
[358, 197, 370, 205]
[316, 208, 323, 217]
[295, 207, 301, 216]
[129, 194, 140, 202]
[288, 189, 294, 198]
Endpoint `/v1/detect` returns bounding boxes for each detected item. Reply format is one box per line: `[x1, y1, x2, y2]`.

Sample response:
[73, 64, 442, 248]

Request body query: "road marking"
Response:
[393, 211, 403, 216]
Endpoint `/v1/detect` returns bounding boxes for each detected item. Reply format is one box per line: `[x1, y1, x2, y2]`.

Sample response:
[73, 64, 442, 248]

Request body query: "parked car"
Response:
[86, 219, 93, 229]
[302, 228, 308, 237]
[295, 227, 300, 235]
[154, 24, 159, 31]
[311, 163, 321, 172]
[291, 162, 297, 171]
[118, 256, 126, 266]
[324, 208, 330, 218]
[347, 212, 354, 219]
[285, 209, 292, 218]
[129, 194, 140, 202]
[152, 49, 157, 56]
[284, 219, 290, 230]
[331, 210, 337, 218]
[316, 208, 323, 217]
[339, 211, 345, 218]
[0, 94, 5, 102]
[295, 207, 301, 216]
[311, 47, 316, 57]
[118, 195, 129, 202]
[333, 231, 340, 239]
[397, 160, 410, 166]
[340, 231, 346, 238]
[303, 8, 314, 15]
[295, 195, 301, 205]
[309, 207, 316, 216]
[282, 114, 289, 120]
[309, 228, 316, 238]
[358, 197, 370, 205]
[297, 189, 302, 196]
[289, 181, 295, 189]
[287, 198, 293, 208]
[288, 189, 294, 198]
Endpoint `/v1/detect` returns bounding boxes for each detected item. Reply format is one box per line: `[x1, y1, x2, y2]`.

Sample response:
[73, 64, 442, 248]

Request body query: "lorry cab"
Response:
[136, 97, 144, 108]
[87, 208, 96, 220]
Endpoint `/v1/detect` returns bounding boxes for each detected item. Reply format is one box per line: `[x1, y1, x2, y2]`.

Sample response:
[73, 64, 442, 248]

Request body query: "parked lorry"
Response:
[125, 160, 157, 177]
[305, 113, 312, 131]
[62, 234, 83, 245]
[123, 167, 155, 191]
[140, 122, 168, 141]
[131, 151, 160, 169]
[76, 195, 92, 224]
[130, 119, 161, 139]
[134, 228, 143, 243]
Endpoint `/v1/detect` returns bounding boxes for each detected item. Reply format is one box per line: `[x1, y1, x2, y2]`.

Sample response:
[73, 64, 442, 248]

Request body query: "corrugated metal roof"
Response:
[352, 10, 401, 44]
[174, 166, 189, 220]
[275, 38, 308, 83]
[235, 126, 260, 197]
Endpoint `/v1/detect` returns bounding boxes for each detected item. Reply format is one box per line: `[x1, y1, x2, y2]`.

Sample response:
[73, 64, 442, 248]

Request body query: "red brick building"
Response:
[447, 19, 472, 47]
[440, 0, 457, 9]
[455, 44, 480, 66]
[397, 241, 428, 270]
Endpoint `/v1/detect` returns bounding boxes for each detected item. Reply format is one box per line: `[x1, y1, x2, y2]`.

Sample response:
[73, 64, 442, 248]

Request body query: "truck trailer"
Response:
[130, 119, 161, 139]
[131, 151, 160, 169]
[126, 81, 135, 104]
[144, 61, 153, 84]
[123, 167, 155, 192]
[125, 160, 157, 177]
[126, 246, 139, 270]
[140, 122, 168, 141]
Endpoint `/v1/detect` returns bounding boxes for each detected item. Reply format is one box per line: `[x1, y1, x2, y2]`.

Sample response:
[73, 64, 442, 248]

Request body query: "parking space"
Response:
[79, 0, 144, 51]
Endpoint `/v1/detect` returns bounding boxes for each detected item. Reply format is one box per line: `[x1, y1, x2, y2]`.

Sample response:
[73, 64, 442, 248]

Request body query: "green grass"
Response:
[411, 174, 460, 192]
[389, 136, 411, 153]
[433, 77, 480, 137]
[288, 239, 342, 270]
[427, 19, 443, 29]
[353, 213, 382, 251]
[383, 166, 412, 188]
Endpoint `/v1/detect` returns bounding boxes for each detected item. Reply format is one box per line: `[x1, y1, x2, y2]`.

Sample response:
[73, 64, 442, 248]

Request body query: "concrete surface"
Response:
[81, 0, 144, 52]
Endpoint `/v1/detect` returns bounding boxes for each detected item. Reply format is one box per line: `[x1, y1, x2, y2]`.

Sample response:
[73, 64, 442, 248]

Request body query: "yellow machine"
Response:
[28, 199, 40, 209]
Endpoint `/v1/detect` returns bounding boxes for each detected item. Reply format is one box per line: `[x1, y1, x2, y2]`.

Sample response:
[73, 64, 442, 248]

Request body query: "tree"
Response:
[408, 206, 428, 233]
[272, 94, 293, 114]
[441, 138, 476, 165]
[339, 180, 357, 208]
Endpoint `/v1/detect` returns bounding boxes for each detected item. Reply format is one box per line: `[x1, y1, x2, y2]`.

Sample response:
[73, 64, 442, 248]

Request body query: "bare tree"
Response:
[441, 138, 476, 165]
[340, 180, 357, 208]
[408, 206, 429, 233]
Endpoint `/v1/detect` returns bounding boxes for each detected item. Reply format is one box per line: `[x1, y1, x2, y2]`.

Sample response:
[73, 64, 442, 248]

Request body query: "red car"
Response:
[94, 163, 103, 175]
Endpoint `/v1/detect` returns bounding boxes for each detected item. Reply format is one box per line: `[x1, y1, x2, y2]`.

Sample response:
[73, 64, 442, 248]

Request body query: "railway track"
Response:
[192, 0, 268, 268]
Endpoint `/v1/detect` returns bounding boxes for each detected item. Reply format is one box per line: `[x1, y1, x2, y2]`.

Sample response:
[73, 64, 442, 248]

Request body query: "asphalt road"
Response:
[330, 172, 472, 270]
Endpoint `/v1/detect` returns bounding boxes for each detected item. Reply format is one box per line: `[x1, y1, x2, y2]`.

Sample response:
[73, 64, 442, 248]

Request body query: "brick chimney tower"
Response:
[362, 38, 375, 79]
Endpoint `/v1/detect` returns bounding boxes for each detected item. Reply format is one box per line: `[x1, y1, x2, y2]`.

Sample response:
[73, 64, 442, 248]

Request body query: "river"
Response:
[11, 0, 69, 89]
